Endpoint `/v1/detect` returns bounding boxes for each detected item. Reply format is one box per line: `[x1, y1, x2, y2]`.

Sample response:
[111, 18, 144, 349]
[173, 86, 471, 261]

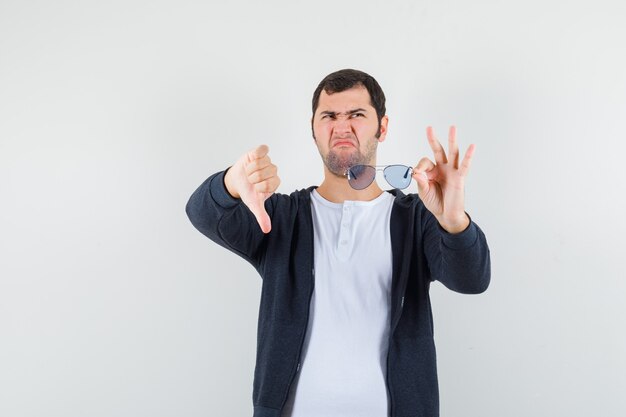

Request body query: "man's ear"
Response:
[378, 115, 389, 142]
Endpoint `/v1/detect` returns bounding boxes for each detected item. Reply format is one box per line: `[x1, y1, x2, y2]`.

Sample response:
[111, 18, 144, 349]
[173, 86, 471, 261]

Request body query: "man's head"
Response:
[311, 69, 389, 177]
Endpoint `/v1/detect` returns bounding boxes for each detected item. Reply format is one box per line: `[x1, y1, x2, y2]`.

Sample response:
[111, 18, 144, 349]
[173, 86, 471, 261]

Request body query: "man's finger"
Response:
[248, 164, 278, 185]
[412, 157, 433, 195]
[426, 126, 448, 165]
[245, 156, 272, 176]
[413, 170, 429, 194]
[459, 144, 476, 177]
[254, 176, 280, 193]
[413, 169, 431, 198]
[448, 125, 459, 168]
[413, 157, 436, 176]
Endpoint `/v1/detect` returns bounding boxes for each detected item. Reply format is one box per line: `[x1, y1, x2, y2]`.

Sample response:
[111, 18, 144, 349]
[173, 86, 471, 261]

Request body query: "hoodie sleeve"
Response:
[421, 207, 491, 294]
[185, 168, 270, 269]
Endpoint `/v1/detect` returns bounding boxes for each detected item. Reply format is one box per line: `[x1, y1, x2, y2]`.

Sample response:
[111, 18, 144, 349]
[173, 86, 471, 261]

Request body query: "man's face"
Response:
[312, 86, 388, 177]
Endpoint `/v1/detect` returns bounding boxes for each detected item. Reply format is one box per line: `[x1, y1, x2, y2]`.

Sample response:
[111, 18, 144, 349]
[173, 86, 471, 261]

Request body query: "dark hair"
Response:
[311, 68, 386, 138]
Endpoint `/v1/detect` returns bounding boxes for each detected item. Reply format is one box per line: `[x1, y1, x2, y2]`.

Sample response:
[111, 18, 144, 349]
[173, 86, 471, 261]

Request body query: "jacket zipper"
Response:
[279, 232, 316, 412]
[386, 291, 406, 417]
[279, 193, 316, 412]
[386, 338, 393, 416]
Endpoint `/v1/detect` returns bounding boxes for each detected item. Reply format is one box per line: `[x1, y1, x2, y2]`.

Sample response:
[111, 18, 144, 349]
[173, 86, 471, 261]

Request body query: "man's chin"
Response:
[322, 149, 366, 177]
[325, 160, 358, 177]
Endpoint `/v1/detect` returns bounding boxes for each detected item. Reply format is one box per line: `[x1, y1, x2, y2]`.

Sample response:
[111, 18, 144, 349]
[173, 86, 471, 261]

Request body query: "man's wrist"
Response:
[437, 213, 470, 234]
[223, 167, 241, 199]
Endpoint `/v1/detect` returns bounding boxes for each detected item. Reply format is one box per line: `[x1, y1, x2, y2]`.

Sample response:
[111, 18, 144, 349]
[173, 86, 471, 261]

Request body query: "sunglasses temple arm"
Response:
[346, 170, 358, 180]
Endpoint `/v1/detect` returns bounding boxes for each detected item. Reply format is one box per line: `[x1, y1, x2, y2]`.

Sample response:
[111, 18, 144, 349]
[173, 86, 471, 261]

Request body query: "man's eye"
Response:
[351, 113, 364, 118]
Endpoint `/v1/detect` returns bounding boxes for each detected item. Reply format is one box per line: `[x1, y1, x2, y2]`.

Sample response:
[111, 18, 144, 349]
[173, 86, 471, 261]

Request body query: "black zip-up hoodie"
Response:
[186, 170, 491, 417]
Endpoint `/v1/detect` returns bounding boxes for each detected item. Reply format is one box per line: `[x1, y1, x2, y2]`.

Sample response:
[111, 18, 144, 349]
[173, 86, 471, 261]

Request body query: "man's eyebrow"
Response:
[319, 108, 368, 116]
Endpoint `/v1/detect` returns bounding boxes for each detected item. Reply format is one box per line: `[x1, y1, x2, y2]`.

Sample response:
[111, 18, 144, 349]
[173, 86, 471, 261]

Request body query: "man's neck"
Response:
[315, 170, 385, 203]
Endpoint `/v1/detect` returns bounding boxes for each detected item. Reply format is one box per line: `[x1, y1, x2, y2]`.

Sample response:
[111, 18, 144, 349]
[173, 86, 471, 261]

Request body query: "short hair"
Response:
[311, 68, 386, 138]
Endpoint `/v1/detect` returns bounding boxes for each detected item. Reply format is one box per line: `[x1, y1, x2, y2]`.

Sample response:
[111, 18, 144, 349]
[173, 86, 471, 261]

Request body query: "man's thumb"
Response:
[249, 144, 269, 160]
[249, 201, 272, 234]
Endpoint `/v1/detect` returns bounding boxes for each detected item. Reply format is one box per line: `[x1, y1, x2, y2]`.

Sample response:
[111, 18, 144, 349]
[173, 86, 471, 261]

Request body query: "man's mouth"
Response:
[332, 140, 356, 148]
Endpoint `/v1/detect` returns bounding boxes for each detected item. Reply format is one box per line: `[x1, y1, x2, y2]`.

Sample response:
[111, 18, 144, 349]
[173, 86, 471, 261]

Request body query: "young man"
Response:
[186, 69, 491, 417]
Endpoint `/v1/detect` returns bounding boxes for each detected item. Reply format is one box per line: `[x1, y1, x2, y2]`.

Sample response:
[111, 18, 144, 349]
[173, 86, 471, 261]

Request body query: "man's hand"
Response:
[224, 144, 280, 234]
[412, 126, 474, 234]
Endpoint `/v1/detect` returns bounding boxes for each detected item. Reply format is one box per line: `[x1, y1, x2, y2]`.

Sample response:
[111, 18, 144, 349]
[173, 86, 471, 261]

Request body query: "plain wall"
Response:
[1, 0, 625, 416]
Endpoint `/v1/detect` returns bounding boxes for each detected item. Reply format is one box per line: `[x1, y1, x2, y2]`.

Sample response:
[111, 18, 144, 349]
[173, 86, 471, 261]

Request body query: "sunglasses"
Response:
[345, 164, 414, 190]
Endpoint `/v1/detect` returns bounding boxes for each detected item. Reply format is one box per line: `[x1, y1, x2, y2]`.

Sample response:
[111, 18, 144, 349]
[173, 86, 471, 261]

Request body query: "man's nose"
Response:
[333, 116, 353, 135]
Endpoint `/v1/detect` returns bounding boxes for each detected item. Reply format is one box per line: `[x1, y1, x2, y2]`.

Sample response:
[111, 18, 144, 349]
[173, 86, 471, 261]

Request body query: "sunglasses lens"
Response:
[383, 165, 413, 189]
[347, 165, 376, 190]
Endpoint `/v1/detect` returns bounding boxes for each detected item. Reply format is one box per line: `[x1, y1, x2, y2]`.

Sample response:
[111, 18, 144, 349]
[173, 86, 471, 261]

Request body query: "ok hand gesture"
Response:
[412, 126, 474, 234]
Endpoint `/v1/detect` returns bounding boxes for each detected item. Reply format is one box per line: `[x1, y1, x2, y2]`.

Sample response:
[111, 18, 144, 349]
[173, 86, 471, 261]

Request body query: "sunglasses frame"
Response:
[344, 164, 415, 190]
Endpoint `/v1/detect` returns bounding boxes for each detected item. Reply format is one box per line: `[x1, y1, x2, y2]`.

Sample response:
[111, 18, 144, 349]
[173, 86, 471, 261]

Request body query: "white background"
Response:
[1, 0, 625, 416]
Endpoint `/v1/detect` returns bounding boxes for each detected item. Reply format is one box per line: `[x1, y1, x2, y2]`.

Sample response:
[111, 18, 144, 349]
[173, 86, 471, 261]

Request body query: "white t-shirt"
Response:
[281, 189, 395, 417]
